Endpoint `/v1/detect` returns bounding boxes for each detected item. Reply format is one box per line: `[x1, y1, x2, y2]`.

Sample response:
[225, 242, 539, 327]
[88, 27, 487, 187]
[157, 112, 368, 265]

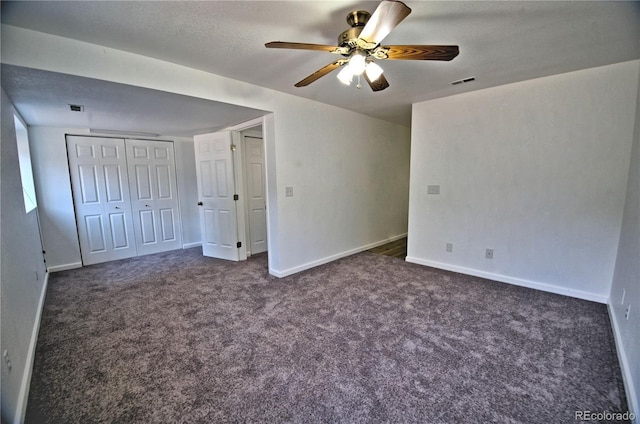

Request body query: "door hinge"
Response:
[233, 194, 239, 201]
[236, 241, 242, 248]
[231, 144, 237, 151]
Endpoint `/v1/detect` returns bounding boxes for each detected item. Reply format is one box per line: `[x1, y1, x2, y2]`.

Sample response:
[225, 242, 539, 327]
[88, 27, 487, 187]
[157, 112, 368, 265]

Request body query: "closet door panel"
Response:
[104, 165, 126, 203]
[156, 165, 172, 199]
[67, 136, 137, 265]
[160, 208, 176, 241]
[134, 164, 153, 200]
[126, 139, 182, 255]
[109, 212, 131, 249]
[85, 215, 107, 253]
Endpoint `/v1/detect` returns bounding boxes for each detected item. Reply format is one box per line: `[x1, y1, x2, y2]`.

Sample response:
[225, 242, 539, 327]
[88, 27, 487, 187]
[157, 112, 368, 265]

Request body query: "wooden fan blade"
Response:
[364, 72, 390, 92]
[384, 45, 459, 61]
[265, 41, 343, 53]
[294, 61, 342, 87]
[358, 0, 411, 47]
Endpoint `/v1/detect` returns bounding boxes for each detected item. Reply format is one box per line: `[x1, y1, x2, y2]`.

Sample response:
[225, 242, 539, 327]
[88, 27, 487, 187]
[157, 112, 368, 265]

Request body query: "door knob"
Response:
[197, 201, 203, 206]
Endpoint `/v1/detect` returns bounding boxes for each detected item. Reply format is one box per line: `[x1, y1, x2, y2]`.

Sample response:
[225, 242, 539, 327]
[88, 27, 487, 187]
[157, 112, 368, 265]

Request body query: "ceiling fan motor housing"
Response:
[338, 27, 364, 47]
[346, 10, 371, 27]
[339, 10, 371, 48]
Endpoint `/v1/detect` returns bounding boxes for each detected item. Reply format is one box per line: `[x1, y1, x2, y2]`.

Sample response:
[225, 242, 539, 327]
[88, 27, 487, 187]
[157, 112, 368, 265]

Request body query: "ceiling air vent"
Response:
[451, 77, 475, 86]
[69, 104, 85, 112]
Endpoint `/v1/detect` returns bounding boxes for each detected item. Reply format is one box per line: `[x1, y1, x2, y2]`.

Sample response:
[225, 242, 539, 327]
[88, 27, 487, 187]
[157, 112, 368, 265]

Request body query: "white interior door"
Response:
[194, 131, 240, 261]
[126, 139, 182, 256]
[67, 136, 137, 265]
[243, 134, 267, 255]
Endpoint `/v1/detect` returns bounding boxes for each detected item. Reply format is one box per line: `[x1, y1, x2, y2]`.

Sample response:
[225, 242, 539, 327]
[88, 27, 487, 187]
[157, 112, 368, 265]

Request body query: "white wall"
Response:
[28, 127, 201, 270]
[1, 88, 48, 424]
[273, 108, 410, 275]
[407, 60, 639, 302]
[2, 25, 411, 276]
[609, 64, 640, 418]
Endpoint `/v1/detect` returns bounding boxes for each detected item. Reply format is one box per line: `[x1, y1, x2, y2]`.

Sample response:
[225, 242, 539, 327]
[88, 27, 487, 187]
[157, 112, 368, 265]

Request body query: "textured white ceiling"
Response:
[1, 64, 267, 137]
[1, 1, 639, 134]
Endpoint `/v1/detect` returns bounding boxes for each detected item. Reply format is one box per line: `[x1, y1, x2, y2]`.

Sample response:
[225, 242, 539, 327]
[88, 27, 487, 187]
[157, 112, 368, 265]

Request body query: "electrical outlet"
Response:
[285, 187, 293, 197]
[446, 243, 453, 253]
[485, 248, 494, 259]
[625, 305, 631, 320]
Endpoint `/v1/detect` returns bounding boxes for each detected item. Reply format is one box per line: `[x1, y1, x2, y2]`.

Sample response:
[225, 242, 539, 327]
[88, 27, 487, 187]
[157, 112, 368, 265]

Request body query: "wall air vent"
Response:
[69, 104, 85, 112]
[451, 77, 476, 86]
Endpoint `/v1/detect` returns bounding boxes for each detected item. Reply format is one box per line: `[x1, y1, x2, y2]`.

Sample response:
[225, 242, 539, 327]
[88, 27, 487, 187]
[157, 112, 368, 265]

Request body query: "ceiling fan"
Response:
[265, 0, 459, 91]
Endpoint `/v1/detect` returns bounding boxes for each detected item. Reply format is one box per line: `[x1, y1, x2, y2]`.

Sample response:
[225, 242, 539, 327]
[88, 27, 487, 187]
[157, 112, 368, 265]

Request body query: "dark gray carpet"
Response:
[26, 248, 628, 423]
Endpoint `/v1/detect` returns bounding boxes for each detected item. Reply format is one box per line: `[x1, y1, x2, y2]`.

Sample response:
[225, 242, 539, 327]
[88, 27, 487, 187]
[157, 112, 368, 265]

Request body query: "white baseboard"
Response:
[270, 233, 407, 278]
[14, 271, 49, 424]
[607, 302, 638, 423]
[183, 242, 202, 249]
[47, 262, 82, 273]
[404, 257, 608, 304]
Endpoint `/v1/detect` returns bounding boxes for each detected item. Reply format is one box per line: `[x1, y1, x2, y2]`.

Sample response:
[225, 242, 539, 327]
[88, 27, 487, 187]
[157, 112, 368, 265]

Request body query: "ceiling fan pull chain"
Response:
[357, 74, 362, 89]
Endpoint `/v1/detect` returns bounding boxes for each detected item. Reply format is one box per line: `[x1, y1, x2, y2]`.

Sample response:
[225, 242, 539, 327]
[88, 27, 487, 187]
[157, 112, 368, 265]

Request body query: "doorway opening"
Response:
[239, 126, 267, 257]
[193, 116, 272, 266]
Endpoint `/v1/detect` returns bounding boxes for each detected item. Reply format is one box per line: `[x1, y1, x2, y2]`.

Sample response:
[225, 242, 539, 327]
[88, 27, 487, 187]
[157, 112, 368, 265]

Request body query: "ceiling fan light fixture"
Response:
[337, 66, 354, 85]
[348, 52, 367, 76]
[365, 62, 384, 82]
[265, 0, 459, 92]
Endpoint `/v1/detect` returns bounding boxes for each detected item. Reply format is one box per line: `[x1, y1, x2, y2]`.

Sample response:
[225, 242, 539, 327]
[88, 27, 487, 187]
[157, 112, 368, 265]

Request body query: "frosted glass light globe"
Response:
[365, 62, 384, 82]
[349, 53, 366, 76]
[337, 66, 353, 85]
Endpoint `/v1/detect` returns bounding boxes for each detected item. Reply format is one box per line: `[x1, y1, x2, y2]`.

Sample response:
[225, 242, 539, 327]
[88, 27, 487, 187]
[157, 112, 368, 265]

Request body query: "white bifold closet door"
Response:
[67, 136, 137, 265]
[67, 136, 182, 265]
[126, 139, 182, 256]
